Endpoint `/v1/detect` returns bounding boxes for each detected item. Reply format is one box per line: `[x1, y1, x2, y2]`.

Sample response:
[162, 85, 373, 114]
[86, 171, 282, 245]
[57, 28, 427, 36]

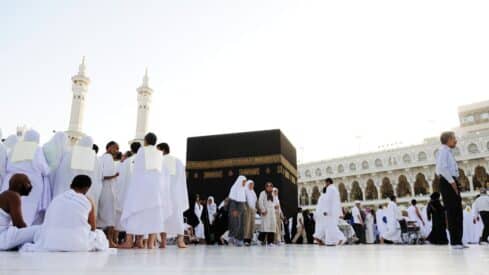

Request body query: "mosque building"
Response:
[298, 100, 489, 208]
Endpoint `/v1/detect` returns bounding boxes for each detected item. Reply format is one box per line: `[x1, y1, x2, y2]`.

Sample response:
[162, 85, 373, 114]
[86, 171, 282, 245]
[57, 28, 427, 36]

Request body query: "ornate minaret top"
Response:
[133, 68, 153, 143]
[66, 57, 90, 144]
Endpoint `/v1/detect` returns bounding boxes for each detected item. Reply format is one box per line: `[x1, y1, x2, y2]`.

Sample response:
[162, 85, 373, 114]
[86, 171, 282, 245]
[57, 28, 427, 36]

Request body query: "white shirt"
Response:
[473, 195, 489, 213]
[435, 145, 459, 182]
[352, 206, 363, 224]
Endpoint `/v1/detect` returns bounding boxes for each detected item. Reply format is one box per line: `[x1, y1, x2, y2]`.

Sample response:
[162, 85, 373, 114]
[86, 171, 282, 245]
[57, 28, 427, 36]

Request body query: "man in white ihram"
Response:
[158, 142, 189, 249]
[313, 178, 346, 246]
[119, 133, 172, 249]
[21, 174, 109, 252]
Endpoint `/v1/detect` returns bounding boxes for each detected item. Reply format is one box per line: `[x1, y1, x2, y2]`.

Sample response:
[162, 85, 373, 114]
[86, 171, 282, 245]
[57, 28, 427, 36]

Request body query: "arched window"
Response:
[380, 177, 394, 199]
[326, 166, 333, 174]
[375, 158, 383, 168]
[315, 168, 322, 177]
[468, 143, 479, 154]
[349, 163, 356, 171]
[402, 154, 411, 163]
[396, 175, 412, 197]
[413, 173, 429, 195]
[365, 179, 378, 200]
[338, 164, 344, 173]
[338, 183, 348, 202]
[350, 181, 363, 201]
[417, 151, 427, 161]
[362, 161, 369, 170]
[311, 186, 321, 205]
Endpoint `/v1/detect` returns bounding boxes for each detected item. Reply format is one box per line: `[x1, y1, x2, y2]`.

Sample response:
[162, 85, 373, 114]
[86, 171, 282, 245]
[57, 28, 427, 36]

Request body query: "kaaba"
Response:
[186, 129, 298, 218]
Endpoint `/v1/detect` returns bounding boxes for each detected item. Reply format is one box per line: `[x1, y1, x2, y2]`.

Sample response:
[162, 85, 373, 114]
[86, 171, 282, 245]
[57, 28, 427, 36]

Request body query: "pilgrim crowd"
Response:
[0, 129, 488, 252]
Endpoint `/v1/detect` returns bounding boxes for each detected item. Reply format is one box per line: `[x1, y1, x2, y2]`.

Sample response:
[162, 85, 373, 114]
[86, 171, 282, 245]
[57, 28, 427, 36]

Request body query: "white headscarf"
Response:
[24, 130, 40, 144]
[245, 180, 257, 208]
[207, 196, 217, 224]
[228, 175, 247, 202]
[43, 132, 69, 172]
[273, 187, 281, 206]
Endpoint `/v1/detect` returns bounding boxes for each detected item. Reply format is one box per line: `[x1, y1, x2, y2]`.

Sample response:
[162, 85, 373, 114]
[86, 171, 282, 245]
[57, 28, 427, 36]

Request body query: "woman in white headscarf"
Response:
[273, 187, 284, 244]
[243, 180, 257, 245]
[42, 132, 69, 193]
[2, 130, 50, 225]
[227, 175, 247, 246]
[207, 196, 217, 225]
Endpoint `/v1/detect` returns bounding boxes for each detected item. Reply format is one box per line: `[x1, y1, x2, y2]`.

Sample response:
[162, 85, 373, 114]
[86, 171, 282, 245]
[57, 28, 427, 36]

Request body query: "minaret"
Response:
[66, 57, 90, 144]
[132, 68, 153, 143]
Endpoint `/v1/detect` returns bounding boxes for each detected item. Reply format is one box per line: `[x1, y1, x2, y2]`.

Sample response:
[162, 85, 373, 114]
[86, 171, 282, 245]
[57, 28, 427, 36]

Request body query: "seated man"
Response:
[0, 174, 40, 250]
[22, 175, 109, 252]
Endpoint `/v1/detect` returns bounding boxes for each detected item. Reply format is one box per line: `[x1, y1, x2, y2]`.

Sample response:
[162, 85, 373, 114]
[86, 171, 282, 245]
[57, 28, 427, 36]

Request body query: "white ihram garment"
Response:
[21, 189, 108, 252]
[120, 146, 172, 235]
[313, 185, 346, 245]
[163, 155, 189, 235]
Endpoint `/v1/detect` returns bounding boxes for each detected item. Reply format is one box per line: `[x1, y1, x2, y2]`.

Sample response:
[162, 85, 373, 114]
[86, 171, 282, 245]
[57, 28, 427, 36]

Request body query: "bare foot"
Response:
[177, 237, 187, 249]
[135, 239, 145, 249]
[147, 235, 156, 249]
[109, 241, 118, 248]
[118, 240, 134, 249]
[338, 240, 345, 246]
[314, 238, 325, 246]
[159, 239, 167, 249]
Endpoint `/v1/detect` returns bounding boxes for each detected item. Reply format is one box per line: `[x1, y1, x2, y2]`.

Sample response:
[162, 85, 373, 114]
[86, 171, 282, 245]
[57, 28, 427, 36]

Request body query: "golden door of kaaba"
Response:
[186, 129, 298, 218]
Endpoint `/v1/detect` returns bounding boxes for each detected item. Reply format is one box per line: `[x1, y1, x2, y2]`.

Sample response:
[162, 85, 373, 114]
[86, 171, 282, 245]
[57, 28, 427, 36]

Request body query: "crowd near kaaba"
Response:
[0, 130, 488, 251]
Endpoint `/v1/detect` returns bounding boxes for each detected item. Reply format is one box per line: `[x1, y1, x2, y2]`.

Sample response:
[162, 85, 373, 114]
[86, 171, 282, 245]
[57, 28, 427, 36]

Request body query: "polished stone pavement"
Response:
[1, 244, 489, 275]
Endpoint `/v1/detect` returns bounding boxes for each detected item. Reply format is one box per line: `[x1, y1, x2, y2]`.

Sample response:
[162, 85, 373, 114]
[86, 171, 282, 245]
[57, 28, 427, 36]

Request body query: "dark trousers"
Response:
[352, 223, 365, 244]
[479, 211, 489, 243]
[439, 176, 463, 245]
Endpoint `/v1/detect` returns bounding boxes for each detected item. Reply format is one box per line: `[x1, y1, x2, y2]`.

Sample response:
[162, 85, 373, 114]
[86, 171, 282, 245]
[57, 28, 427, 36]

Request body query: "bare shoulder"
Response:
[3, 191, 21, 203]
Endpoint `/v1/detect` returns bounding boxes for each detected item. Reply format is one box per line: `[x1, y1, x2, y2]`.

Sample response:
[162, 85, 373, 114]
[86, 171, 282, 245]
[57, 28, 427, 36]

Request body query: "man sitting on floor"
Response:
[0, 173, 40, 250]
[22, 175, 109, 252]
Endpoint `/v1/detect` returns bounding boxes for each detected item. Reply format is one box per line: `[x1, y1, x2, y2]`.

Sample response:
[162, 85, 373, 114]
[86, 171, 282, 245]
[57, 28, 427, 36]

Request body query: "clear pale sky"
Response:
[1, 1, 489, 163]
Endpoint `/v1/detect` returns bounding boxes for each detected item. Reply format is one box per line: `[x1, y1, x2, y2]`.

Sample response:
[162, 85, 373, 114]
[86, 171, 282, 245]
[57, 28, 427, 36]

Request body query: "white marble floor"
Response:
[1, 245, 489, 275]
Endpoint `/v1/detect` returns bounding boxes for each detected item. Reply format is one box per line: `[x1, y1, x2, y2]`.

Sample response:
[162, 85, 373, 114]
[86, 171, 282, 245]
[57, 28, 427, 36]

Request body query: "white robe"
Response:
[114, 156, 134, 231]
[97, 153, 117, 228]
[375, 209, 387, 238]
[365, 212, 375, 244]
[2, 142, 50, 225]
[163, 155, 189, 235]
[194, 202, 205, 239]
[258, 191, 276, 233]
[382, 201, 402, 243]
[0, 208, 40, 250]
[42, 132, 68, 195]
[120, 146, 172, 235]
[21, 190, 109, 252]
[313, 185, 346, 245]
[52, 138, 99, 199]
[462, 208, 474, 244]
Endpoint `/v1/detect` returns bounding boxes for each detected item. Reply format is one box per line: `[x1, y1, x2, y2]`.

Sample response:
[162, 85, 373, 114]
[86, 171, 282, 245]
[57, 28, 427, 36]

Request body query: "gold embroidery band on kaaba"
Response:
[186, 154, 297, 177]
